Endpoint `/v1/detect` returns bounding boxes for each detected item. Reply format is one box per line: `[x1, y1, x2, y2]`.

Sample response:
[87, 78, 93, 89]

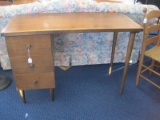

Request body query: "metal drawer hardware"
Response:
[26, 44, 34, 68]
[26, 44, 32, 49]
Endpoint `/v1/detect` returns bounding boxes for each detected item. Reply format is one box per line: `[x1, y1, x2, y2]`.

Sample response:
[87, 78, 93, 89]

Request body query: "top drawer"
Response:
[6, 35, 52, 57]
[6, 35, 51, 45]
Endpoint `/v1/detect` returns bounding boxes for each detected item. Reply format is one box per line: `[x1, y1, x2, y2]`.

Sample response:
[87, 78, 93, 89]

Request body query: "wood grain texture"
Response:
[0, 1, 12, 6]
[11, 59, 53, 69]
[1, 12, 143, 36]
[13, 66, 54, 74]
[7, 48, 52, 57]
[15, 72, 55, 90]
[13, 0, 38, 5]
[6, 35, 55, 92]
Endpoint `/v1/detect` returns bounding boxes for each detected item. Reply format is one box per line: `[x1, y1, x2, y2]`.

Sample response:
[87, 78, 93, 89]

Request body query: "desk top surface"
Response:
[1, 12, 143, 36]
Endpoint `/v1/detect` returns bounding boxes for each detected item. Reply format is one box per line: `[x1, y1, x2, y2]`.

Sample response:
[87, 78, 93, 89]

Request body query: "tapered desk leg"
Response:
[109, 32, 118, 75]
[50, 88, 54, 101]
[119, 32, 136, 95]
[19, 90, 26, 103]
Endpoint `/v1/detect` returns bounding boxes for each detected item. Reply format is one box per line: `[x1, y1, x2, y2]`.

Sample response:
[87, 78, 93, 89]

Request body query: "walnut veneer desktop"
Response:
[1, 12, 143, 103]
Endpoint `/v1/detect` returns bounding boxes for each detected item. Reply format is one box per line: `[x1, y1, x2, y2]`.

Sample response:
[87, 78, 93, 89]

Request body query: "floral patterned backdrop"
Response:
[0, 0, 159, 70]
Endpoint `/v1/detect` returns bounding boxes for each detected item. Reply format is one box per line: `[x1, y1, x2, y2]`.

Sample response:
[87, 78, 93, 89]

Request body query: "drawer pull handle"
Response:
[33, 81, 38, 85]
[27, 45, 34, 68]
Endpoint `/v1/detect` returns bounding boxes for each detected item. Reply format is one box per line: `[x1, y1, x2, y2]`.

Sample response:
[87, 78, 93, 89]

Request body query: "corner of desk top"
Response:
[1, 28, 8, 37]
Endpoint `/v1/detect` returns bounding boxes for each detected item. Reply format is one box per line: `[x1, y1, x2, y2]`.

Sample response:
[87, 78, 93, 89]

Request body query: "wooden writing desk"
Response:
[1, 13, 143, 103]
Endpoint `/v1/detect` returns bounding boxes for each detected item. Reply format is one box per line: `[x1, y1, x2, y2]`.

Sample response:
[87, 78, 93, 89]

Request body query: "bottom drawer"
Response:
[14, 72, 55, 90]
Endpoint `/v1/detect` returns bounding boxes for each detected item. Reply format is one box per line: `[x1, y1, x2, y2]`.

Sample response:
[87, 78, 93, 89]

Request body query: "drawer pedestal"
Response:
[6, 35, 55, 103]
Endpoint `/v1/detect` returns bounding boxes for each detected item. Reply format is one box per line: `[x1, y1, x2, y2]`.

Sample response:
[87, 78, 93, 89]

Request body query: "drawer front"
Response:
[10, 55, 53, 69]
[7, 48, 52, 57]
[13, 66, 54, 74]
[7, 41, 51, 50]
[11, 59, 53, 69]
[6, 35, 51, 46]
[10, 55, 54, 74]
[6, 35, 52, 57]
[14, 72, 55, 90]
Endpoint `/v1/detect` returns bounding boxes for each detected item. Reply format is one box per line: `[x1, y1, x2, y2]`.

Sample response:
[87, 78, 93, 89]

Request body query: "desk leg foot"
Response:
[50, 88, 54, 101]
[109, 67, 112, 75]
[119, 79, 125, 95]
[19, 90, 26, 103]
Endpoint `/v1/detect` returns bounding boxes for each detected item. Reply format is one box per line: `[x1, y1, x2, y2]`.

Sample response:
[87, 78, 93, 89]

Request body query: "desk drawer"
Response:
[10, 55, 54, 74]
[7, 48, 52, 57]
[11, 59, 53, 69]
[14, 72, 55, 90]
[13, 66, 54, 74]
[6, 35, 51, 46]
[6, 35, 52, 57]
[10, 55, 53, 68]
[7, 40, 51, 50]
